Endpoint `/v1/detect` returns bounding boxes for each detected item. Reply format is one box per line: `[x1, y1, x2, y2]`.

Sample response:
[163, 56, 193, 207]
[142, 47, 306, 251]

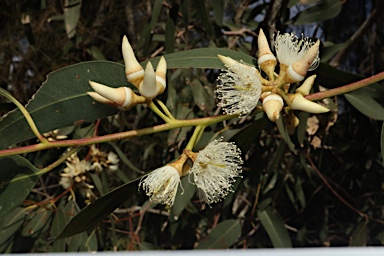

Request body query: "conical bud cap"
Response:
[139, 62, 159, 99]
[262, 93, 284, 122]
[122, 35, 144, 88]
[155, 56, 167, 94]
[289, 93, 329, 113]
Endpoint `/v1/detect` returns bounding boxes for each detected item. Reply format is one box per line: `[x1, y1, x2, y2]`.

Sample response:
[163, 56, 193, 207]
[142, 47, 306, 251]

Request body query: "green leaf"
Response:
[321, 40, 350, 62]
[230, 117, 271, 155]
[212, 0, 224, 26]
[0, 61, 126, 149]
[381, 123, 384, 162]
[196, 219, 241, 249]
[195, 0, 214, 35]
[63, 0, 81, 38]
[21, 208, 53, 237]
[171, 176, 197, 218]
[139, 241, 156, 250]
[258, 205, 292, 248]
[297, 111, 309, 147]
[165, 16, 176, 53]
[49, 209, 66, 252]
[0, 208, 26, 252]
[86, 46, 106, 60]
[150, 0, 163, 30]
[56, 178, 140, 239]
[190, 78, 214, 112]
[148, 47, 256, 69]
[0, 156, 41, 218]
[288, 0, 300, 8]
[288, 0, 342, 25]
[345, 89, 384, 121]
[276, 117, 296, 153]
[349, 222, 368, 246]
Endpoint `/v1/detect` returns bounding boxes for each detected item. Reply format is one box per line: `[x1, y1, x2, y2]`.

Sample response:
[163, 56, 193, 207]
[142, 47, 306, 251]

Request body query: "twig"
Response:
[329, 1, 384, 67]
[306, 152, 384, 224]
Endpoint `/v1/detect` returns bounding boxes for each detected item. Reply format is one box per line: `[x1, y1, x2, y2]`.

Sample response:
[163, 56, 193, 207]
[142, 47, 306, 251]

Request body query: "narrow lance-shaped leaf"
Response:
[0, 156, 42, 218]
[196, 219, 241, 249]
[381, 123, 384, 162]
[288, 0, 342, 25]
[258, 205, 292, 248]
[56, 178, 141, 239]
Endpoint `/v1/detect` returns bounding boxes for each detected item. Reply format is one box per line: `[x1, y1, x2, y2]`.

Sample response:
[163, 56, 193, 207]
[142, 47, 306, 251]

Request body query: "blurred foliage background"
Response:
[0, 0, 384, 252]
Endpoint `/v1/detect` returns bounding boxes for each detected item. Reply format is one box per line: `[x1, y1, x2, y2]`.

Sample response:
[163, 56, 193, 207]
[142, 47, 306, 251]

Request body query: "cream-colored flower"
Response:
[189, 139, 243, 205]
[61, 153, 90, 179]
[89, 146, 120, 172]
[217, 56, 262, 116]
[274, 32, 320, 71]
[139, 165, 182, 206]
[59, 176, 74, 189]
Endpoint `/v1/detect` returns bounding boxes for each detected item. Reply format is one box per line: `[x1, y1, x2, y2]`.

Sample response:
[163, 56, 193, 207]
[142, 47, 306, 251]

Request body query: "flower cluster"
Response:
[139, 139, 243, 206]
[59, 147, 120, 202]
[87, 36, 167, 110]
[216, 29, 329, 130]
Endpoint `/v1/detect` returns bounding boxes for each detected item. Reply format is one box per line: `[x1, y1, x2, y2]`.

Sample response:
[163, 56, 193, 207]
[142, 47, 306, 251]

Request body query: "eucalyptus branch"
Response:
[0, 113, 240, 157]
[305, 70, 384, 101]
[0, 88, 49, 144]
[1, 70, 382, 158]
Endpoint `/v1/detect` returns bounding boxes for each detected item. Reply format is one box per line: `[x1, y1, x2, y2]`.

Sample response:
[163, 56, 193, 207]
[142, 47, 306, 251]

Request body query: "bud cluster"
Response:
[88, 36, 168, 110]
[217, 29, 330, 133]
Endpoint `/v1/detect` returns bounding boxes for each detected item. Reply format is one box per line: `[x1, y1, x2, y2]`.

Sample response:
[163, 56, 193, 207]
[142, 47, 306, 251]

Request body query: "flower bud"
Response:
[288, 93, 329, 113]
[122, 35, 144, 88]
[217, 55, 256, 71]
[296, 75, 316, 96]
[155, 56, 167, 94]
[218, 55, 239, 68]
[139, 62, 159, 99]
[88, 81, 145, 110]
[262, 93, 284, 122]
[287, 40, 320, 83]
[89, 81, 130, 106]
[257, 29, 277, 80]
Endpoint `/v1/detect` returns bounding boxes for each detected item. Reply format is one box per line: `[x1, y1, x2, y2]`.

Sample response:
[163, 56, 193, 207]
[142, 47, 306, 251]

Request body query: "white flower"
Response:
[217, 60, 262, 116]
[139, 165, 182, 206]
[274, 32, 320, 71]
[89, 146, 120, 172]
[59, 176, 74, 189]
[107, 152, 119, 171]
[189, 139, 243, 204]
[61, 153, 90, 178]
